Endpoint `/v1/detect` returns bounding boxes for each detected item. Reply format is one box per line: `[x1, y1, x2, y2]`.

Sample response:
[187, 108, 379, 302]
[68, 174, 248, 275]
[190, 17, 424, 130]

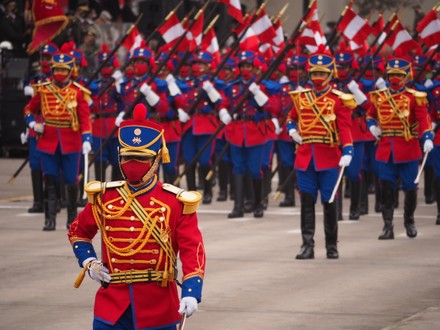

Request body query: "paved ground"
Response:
[1, 158, 440, 330]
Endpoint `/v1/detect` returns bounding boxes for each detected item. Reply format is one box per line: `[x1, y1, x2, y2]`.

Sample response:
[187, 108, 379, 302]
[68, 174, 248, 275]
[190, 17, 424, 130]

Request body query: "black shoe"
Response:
[405, 223, 417, 238]
[202, 194, 212, 205]
[425, 196, 435, 204]
[43, 221, 56, 231]
[228, 208, 243, 218]
[295, 246, 314, 259]
[279, 198, 295, 207]
[217, 191, 227, 202]
[349, 210, 360, 220]
[326, 246, 339, 259]
[378, 229, 394, 240]
[28, 203, 43, 213]
[243, 202, 254, 213]
[253, 205, 264, 218]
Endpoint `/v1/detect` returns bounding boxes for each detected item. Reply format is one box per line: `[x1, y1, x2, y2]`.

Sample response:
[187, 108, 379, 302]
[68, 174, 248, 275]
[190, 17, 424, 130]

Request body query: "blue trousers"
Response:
[377, 159, 419, 190]
[40, 146, 80, 184]
[275, 140, 295, 167]
[345, 142, 364, 182]
[28, 136, 42, 171]
[297, 162, 339, 203]
[162, 141, 180, 176]
[230, 144, 264, 179]
[181, 131, 214, 169]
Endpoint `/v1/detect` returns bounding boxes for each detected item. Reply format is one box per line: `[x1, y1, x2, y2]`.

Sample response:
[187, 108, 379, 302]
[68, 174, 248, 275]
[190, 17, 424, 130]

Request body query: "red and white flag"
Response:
[272, 19, 286, 53]
[251, 7, 277, 45]
[386, 19, 420, 53]
[298, 1, 326, 52]
[122, 26, 143, 54]
[182, 11, 204, 51]
[371, 13, 385, 37]
[337, 6, 373, 46]
[158, 12, 185, 48]
[235, 16, 260, 51]
[202, 27, 221, 64]
[417, 9, 440, 47]
[218, 0, 243, 23]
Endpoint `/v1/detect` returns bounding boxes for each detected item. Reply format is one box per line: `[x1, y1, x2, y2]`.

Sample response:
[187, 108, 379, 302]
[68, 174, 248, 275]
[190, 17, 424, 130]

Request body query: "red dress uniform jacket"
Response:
[23, 81, 92, 154]
[289, 88, 354, 171]
[225, 80, 280, 147]
[367, 88, 432, 163]
[161, 89, 186, 143]
[68, 179, 205, 329]
[182, 78, 228, 135]
[90, 78, 120, 138]
[25, 73, 51, 138]
[278, 82, 295, 142]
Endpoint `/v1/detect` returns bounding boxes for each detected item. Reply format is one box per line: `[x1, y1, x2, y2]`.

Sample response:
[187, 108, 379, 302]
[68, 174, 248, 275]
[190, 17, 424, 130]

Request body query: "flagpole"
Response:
[325, 2, 352, 50]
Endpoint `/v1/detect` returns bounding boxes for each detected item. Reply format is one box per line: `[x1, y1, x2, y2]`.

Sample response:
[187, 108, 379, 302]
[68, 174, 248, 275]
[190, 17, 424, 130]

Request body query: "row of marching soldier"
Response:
[22, 39, 439, 244]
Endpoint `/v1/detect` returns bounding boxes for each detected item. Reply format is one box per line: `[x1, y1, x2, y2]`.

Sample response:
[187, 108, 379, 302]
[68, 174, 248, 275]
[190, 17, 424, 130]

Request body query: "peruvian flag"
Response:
[417, 9, 440, 47]
[122, 26, 143, 54]
[378, 14, 398, 45]
[371, 13, 385, 37]
[298, 1, 326, 52]
[251, 7, 277, 45]
[337, 6, 373, 46]
[219, 0, 243, 24]
[158, 12, 185, 47]
[182, 11, 204, 51]
[202, 27, 221, 64]
[272, 19, 286, 53]
[27, 0, 68, 54]
[235, 16, 260, 51]
[386, 19, 420, 53]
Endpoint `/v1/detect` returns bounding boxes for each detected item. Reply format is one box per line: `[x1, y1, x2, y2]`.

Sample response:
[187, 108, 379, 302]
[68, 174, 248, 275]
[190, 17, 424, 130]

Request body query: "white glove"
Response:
[140, 83, 160, 106]
[112, 69, 123, 82]
[202, 80, 221, 103]
[82, 141, 92, 155]
[86, 259, 111, 284]
[166, 73, 182, 96]
[288, 128, 302, 144]
[24, 85, 34, 97]
[248, 82, 269, 107]
[178, 108, 190, 123]
[219, 108, 232, 125]
[115, 111, 125, 127]
[424, 79, 434, 88]
[29, 121, 44, 134]
[432, 121, 437, 131]
[375, 77, 387, 90]
[339, 155, 352, 167]
[369, 125, 382, 140]
[271, 118, 282, 135]
[178, 297, 198, 317]
[20, 130, 28, 144]
[347, 80, 367, 105]
[424, 139, 434, 153]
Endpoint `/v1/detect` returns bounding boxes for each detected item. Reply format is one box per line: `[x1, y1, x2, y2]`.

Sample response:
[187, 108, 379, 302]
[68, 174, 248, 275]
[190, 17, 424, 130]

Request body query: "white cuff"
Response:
[167, 80, 181, 97]
[82, 257, 97, 268]
[140, 83, 160, 106]
[219, 108, 232, 125]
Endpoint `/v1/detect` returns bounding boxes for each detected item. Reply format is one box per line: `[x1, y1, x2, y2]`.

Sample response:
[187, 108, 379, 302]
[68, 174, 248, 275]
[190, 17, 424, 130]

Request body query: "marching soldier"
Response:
[68, 104, 205, 329]
[179, 51, 231, 204]
[24, 50, 92, 231]
[23, 42, 58, 213]
[366, 54, 434, 239]
[287, 46, 354, 259]
[88, 44, 123, 182]
[224, 51, 280, 218]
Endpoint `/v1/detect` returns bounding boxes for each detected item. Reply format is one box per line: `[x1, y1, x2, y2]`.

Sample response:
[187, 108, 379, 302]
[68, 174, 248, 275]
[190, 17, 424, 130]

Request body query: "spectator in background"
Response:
[79, 29, 99, 80]
[0, 0, 29, 57]
[121, 0, 137, 23]
[91, 10, 120, 49]
[71, 3, 94, 46]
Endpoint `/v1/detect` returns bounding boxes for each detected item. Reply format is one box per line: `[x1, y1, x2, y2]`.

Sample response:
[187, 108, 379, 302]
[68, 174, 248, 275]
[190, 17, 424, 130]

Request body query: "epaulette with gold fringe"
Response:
[332, 89, 357, 108]
[84, 180, 125, 204]
[162, 183, 201, 215]
[73, 81, 92, 95]
[406, 88, 428, 106]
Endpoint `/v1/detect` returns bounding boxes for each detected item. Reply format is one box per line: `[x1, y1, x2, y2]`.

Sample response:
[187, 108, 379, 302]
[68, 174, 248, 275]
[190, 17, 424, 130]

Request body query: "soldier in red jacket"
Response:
[366, 54, 434, 239]
[24, 51, 92, 231]
[68, 104, 205, 330]
[286, 47, 354, 259]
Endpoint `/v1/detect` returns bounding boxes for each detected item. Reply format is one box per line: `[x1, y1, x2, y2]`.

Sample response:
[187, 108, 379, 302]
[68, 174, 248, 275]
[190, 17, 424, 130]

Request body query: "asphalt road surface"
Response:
[1, 158, 439, 330]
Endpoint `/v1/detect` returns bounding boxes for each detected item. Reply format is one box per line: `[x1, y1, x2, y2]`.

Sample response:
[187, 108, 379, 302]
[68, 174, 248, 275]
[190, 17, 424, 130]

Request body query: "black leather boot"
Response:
[349, 180, 361, 220]
[243, 172, 254, 213]
[324, 201, 339, 259]
[359, 171, 369, 215]
[43, 175, 57, 231]
[344, 179, 350, 198]
[296, 192, 315, 259]
[378, 181, 394, 240]
[279, 166, 295, 207]
[28, 170, 44, 213]
[336, 183, 343, 221]
[424, 166, 435, 204]
[261, 169, 271, 210]
[94, 161, 106, 182]
[201, 167, 212, 204]
[374, 177, 382, 213]
[186, 164, 197, 191]
[66, 184, 78, 229]
[228, 174, 244, 218]
[403, 189, 417, 238]
[253, 178, 264, 218]
[436, 179, 440, 225]
[217, 161, 230, 201]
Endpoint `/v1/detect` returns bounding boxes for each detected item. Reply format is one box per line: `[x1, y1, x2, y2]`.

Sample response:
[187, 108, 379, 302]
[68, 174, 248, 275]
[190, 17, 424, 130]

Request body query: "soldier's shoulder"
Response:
[162, 183, 201, 215]
[84, 180, 125, 203]
[72, 81, 92, 95]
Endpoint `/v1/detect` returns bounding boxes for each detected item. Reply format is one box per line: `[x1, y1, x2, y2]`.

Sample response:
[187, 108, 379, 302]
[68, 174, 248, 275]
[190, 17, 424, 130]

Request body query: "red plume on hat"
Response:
[27, 0, 69, 54]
